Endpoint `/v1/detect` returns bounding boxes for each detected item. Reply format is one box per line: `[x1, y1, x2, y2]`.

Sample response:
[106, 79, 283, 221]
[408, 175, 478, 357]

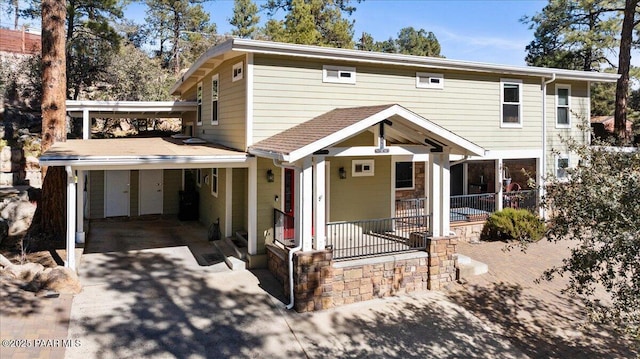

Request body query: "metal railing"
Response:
[450, 193, 495, 222]
[395, 197, 426, 217]
[273, 208, 295, 247]
[502, 189, 538, 212]
[326, 215, 431, 260]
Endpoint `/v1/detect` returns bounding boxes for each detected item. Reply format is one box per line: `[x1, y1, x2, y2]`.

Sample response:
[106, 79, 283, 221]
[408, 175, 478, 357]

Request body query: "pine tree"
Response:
[229, 0, 260, 39]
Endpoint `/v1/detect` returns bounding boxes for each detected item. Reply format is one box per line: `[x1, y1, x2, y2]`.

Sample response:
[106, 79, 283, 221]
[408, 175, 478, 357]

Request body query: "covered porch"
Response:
[250, 104, 485, 261]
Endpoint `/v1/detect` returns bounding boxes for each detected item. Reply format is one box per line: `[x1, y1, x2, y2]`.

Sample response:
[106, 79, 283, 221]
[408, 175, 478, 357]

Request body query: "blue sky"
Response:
[2, 0, 634, 67]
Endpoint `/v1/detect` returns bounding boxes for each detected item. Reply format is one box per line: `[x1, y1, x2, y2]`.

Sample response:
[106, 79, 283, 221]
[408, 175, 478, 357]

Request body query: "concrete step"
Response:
[212, 239, 246, 271]
[224, 236, 247, 259]
[456, 254, 488, 280]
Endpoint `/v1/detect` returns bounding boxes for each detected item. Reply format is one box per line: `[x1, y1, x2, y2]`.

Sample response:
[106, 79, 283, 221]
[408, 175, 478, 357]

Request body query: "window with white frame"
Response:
[232, 62, 243, 82]
[196, 82, 203, 126]
[416, 72, 444, 89]
[196, 168, 202, 187]
[211, 74, 219, 125]
[556, 155, 569, 179]
[501, 79, 522, 127]
[211, 168, 218, 196]
[395, 162, 414, 189]
[352, 159, 374, 177]
[556, 85, 571, 127]
[323, 65, 356, 84]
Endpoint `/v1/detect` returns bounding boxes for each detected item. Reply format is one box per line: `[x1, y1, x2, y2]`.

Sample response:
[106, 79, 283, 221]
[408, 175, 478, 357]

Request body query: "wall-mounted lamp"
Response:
[339, 167, 347, 179]
[266, 169, 275, 182]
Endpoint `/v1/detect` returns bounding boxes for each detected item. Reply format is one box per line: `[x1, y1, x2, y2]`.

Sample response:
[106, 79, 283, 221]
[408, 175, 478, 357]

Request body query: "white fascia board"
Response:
[247, 147, 289, 162]
[326, 145, 433, 157]
[231, 39, 620, 83]
[470, 149, 544, 160]
[39, 155, 251, 169]
[170, 39, 235, 95]
[66, 100, 197, 113]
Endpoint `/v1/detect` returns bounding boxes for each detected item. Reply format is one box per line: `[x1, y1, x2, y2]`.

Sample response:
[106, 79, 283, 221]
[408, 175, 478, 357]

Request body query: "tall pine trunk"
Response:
[613, 0, 638, 144]
[28, 0, 67, 246]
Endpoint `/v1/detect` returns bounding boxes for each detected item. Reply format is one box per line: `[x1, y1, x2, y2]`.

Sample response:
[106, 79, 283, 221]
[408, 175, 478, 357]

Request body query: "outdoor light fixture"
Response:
[267, 169, 275, 182]
[339, 167, 347, 179]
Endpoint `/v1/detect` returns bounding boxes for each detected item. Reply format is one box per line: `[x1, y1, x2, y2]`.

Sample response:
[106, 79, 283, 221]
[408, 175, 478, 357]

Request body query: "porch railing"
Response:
[395, 197, 426, 217]
[273, 208, 295, 247]
[450, 193, 495, 222]
[502, 189, 538, 212]
[327, 215, 431, 260]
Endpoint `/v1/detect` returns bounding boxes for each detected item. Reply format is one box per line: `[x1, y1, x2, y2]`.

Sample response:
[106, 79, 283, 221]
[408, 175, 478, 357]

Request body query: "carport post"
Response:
[76, 170, 85, 244]
[82, 109, 90, 140]
[65, 166, 77, 270]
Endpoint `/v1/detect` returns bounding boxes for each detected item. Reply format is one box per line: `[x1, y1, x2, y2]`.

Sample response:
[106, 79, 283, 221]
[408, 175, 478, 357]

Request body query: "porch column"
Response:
[82, 109, 90, 140]
[65, 166, 77, 270]
[248, 158, 258, 255]
[298, 157, 313, 252]
[429, 153, 450, 237]
[75, 170, 85, 244]
[313, 156, 326, 250]
[536, 157, 544, 218]
[495, 159, 503, 211]
[225, 168, 233, 237]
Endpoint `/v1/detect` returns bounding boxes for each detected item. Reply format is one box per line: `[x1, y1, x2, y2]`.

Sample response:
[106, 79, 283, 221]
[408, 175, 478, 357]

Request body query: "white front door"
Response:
[139, 170, 163, 215]
[105, 170, 130, 217]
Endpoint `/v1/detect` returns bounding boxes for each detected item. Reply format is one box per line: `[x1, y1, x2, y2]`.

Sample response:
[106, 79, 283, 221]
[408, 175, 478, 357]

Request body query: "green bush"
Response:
[481, 208, 545, 242]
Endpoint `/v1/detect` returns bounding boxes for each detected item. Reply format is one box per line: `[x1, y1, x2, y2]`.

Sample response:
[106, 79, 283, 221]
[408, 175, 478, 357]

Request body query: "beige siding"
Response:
[196, 168, 228, 234]
[256, 157, 281, 253]
[163, 169, 182, 215]
[182, 56, 247, 150]
[89, 170, 104, 218]
[329, 157, 392, 221]
[253, 55, 547, 152]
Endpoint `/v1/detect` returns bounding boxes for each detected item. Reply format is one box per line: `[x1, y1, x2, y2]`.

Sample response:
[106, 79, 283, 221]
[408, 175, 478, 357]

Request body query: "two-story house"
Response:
[41, 39, 618, 311]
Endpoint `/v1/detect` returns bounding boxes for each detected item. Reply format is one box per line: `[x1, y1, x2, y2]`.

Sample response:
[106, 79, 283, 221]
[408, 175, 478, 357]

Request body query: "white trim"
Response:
[500, 78, 523, 128]
[232, 61, 244, 82]
[76, 170, 85, 243]
[40, 155, 251, 169]
[276, 104, 485, 163]
[352, 159, 375, 177]
[211, 73, 219, 125]
[65, 167, 76, 270]
[300, 158, 313, 251]
[246, 53, 254, 147]
[416, 72, 444, 89]
[82, 109, 90, 139]
[172, 39, 619, 95]
[211, 168, 218, 197]
[470, 149, 543, 161]
[586, 81, 591, 145]
[555, 84, 571, 128]
[322, 65, 356, 84]
[326, 145, 432, 158]
[313, 157, 326, 250]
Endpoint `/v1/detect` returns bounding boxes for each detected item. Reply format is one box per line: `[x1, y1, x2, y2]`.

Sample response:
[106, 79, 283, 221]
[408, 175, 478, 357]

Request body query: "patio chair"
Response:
[504, 182, 521, 208]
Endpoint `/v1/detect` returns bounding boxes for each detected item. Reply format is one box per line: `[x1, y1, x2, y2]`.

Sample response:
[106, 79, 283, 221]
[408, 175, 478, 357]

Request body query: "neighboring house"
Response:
[40, 39, 619, 311]
[0, 28, 41, 57]
[590, 115, 634, 142]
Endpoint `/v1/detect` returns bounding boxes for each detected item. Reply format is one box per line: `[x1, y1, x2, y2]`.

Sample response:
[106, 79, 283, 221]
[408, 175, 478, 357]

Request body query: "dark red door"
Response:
[284, 169, 295, 239]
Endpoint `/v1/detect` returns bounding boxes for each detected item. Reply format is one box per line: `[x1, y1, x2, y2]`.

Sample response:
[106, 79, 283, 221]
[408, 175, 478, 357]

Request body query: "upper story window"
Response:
[232, 62, 243, 82]
[500, 79, 523, 128]
[323, 65, 356, 84]
[416, 72, 444, 89]
[196, 82, 203, 126]
[556, 84, 571, 128]
[196, 168, 202, 187]
[395, 162, 414, 189]
[211, 74, 219, 125]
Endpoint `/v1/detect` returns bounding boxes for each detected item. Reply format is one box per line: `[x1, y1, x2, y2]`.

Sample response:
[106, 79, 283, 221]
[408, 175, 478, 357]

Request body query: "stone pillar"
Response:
[293, 249, 334, 312]
[427, 236, 458, 290]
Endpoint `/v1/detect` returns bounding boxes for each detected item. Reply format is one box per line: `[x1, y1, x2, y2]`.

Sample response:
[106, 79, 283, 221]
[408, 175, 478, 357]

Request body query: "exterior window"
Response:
[323, 65, 356, 84]
[416, 72, 444, 89]
[501, 79, 522, 127]
[556, 155, 569, 179]
[196, 168, 202, 187]
[211, 168, 218, 197]
[211, 74, 219, 125]
[556, 85, 571, 127]
[395, 162, 414, 189]
[196, 82, 202, 126]
[232, 62, 243, 82]
[352, 159, 374, 177]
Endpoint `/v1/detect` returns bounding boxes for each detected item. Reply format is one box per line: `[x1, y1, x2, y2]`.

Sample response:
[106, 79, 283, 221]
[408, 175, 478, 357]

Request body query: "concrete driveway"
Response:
[66, 218, 525, 359]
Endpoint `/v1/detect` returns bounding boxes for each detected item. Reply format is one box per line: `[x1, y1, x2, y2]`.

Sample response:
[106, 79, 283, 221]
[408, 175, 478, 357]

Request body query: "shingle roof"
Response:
[249, 104, 396, 155]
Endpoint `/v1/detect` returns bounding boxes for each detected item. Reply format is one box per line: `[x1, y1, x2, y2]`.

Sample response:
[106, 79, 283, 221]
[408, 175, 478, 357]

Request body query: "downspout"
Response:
[541, 73, 556, 218]
[450, 155, 470, 167]
[272, 158, 302, 310]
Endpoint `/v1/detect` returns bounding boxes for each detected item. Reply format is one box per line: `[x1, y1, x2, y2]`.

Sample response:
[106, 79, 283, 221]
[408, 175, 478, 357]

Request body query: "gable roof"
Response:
[171, 38, 620, 96]
[248, 104, 485, 163]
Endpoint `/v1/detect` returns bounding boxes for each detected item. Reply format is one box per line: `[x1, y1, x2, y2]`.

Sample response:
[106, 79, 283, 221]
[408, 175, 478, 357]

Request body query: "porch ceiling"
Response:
[40, 137, 250, 170]
[248, 104, 485, 163]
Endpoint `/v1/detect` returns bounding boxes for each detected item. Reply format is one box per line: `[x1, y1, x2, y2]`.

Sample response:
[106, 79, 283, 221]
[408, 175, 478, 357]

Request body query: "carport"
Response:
[38, 101, 259, 271]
